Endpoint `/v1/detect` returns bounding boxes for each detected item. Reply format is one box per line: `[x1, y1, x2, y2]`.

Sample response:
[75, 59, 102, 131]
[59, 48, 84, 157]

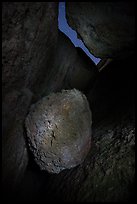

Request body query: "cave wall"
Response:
[2, 2, 58, 192]
[41, 31, 98, 96]
[2, 2, 135, 202]
[2, 2, 97, 195]
[2, 2, 58, 97]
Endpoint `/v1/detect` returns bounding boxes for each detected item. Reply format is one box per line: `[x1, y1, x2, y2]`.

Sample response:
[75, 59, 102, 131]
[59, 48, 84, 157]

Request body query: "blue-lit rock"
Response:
[25, 89, 92, 174]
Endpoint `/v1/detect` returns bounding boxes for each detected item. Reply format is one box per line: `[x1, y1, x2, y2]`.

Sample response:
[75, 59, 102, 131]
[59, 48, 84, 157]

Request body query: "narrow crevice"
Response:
[58, 2, 101, 65]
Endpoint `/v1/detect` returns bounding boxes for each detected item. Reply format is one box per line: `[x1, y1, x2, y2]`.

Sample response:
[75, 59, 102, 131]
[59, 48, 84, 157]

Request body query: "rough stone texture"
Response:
[2, 2, 58, 98]
[66, 2, 135, 58]
[2, 89, 33, 192]
[25, 89, 92, 174]
[2, 1, 98, 197]
[16, 57, 135, 202]
[41, 31, 98, 96]
[2, 2, 135, 202]
[2, 2, 58, 194]
[36, 58, 134, 202]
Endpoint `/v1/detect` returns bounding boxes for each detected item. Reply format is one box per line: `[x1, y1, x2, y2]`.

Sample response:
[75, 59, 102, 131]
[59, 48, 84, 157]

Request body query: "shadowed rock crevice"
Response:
[2, 2, 135, 203]
[39, 31, 98, 97]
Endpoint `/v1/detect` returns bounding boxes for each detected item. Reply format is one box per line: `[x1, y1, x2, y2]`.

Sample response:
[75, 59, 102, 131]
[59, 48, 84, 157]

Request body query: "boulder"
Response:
[66, 2, 135, 58]
[25, 89, 92, 173]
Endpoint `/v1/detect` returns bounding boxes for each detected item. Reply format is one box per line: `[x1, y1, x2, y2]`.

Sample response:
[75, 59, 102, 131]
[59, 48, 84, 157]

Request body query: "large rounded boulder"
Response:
[25, 89, 92, 173]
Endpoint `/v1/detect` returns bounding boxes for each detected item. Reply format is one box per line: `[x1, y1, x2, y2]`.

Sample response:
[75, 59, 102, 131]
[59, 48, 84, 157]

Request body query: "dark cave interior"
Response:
[2, 2, 135, 203]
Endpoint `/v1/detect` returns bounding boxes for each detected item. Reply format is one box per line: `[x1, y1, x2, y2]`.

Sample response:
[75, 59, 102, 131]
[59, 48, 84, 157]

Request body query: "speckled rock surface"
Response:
[66, 2, 135, 58]
[25, 89, 92, 173]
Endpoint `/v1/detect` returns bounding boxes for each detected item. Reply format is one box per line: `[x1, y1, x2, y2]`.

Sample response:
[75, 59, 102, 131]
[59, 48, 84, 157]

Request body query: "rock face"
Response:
[2, 89, 32, 192]
[2, 2, 58, 193]
[2, 2, 58, 97]
[2, 2, 135, 202]
[41, 31, 98, 96]
[2, 2, 97, 195]
[66, 2, 135, 58]
[25, 89, 92, 173]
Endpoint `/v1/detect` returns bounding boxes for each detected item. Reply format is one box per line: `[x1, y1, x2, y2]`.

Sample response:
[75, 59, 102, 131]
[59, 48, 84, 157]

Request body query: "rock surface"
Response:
[41, 31, 98, 96]
[2, 2, 135, 202]
[66, 2, 135, 58]
[2, 2, 58, 98]
[25, 89, 92, 173]
[2, 1, 97, 195]
[20, 58, 134, 202]
[2, 2, 58, 193]
[2, 89, 32, 192]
